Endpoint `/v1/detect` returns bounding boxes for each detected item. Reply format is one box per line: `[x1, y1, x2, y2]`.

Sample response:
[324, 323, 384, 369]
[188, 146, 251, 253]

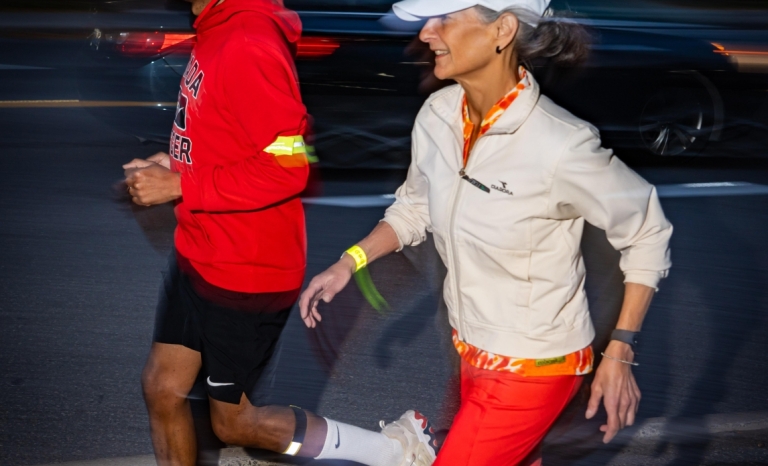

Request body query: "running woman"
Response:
[299, 0, 673, 464]
[122, 0, 436, 465]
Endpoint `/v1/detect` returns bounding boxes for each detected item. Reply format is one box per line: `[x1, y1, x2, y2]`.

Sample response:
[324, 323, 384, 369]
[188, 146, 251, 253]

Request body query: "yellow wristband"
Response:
[344, 245, 368, 272]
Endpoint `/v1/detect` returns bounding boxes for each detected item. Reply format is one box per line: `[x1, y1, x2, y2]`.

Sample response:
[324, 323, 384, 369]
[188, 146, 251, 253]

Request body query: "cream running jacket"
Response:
[383, 73, 673, 359]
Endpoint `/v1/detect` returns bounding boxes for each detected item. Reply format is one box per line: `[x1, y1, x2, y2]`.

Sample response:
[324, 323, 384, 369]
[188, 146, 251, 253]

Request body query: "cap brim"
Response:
[392, 0, 472, 22]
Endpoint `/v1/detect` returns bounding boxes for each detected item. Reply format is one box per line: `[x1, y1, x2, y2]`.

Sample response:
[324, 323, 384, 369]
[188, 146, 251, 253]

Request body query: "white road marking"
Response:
[29, 411, 768, 465]
[657, 181, 768, 198]
[28, 447, 274, 466]
[547, 410, 768, 447]
[0, 100, 176, 108]
[301, 182, 768, 208]
[302, 193, 396, 208]
[0, 64, 53, 70]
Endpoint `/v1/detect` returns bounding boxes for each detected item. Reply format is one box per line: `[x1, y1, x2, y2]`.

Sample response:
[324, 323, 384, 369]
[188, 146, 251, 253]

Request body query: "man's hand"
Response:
[586, 340, 642, 443]
[146, 152, 172, 169]
[298, 255, 356, 328]
[123, 152, 171, 170]
[124, 163, 182, 206]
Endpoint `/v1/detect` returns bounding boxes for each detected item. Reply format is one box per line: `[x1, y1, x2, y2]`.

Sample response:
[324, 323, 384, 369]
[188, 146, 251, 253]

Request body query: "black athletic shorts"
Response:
[153, 251, 299, 404]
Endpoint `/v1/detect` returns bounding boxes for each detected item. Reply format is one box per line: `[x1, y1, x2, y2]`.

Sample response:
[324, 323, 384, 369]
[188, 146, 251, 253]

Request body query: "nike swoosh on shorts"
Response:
[207, 376, 235, 387]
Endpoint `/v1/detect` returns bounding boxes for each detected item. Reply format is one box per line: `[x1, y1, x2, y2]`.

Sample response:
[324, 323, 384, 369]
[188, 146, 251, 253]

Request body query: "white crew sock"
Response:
[314, 417, 404, 466]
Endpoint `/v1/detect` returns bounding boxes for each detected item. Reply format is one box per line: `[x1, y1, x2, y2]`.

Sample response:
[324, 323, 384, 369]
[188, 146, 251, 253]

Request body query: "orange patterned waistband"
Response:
[452, 329, 594, 377]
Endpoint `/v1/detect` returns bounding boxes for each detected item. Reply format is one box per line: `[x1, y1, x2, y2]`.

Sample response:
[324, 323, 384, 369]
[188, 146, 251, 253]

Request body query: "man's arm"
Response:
[178, 43, 308, 212]
[586, 283, 653, 443]
[125, 39, 308, 210]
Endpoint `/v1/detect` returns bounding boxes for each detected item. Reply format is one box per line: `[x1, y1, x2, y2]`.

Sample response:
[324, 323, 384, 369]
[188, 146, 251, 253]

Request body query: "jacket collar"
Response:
[429, 70, 541, 137]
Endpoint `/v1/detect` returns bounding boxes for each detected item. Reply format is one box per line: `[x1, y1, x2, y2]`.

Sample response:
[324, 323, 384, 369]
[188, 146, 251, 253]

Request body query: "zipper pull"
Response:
[458, 168, 490, 193]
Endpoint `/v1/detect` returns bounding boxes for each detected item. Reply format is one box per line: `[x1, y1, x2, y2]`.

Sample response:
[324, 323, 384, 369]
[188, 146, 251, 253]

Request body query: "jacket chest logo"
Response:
[491, 180, 514, 196]
[174, 93, 188, 131]
[182, 58, 205, 99]
[170, 56, 205, 166]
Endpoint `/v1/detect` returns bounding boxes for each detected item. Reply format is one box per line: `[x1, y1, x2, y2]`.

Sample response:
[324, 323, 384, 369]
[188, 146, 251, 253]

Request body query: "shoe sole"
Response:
[403, 410, 438, 459]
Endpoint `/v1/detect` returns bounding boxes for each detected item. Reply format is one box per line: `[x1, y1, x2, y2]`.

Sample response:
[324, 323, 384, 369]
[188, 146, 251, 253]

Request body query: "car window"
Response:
[284, 0, 396, 13]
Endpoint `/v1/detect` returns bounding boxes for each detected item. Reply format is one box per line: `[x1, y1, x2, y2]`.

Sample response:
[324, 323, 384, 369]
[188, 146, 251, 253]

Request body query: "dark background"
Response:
[2, 1, 768, 465]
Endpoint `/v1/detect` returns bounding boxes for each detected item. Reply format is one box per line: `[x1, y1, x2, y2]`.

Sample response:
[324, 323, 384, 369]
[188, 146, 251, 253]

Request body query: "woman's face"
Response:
[418, 8, 500, 82]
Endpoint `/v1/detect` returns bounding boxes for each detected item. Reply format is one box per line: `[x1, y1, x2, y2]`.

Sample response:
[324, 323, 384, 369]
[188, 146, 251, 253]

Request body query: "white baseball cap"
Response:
[392, 0, 551, 26]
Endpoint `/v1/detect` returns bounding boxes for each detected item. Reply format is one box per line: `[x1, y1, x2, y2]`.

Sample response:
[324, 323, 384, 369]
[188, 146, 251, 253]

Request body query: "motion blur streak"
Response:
[711, 42, 768, 73]
[105, 31, 194, 57]
[110, 31, 341, 59]
[0, 100, 175, 108]
[161, 33, 195, 50]
[296, 37, 341, 58]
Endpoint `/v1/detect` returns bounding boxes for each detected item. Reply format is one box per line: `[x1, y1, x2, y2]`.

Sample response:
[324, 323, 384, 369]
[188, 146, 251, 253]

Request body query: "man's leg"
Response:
[141, 342, 202, 466]
[208, 395, 325, 455]
[208, 395, 435, 466]
[179, 262, 435, 466]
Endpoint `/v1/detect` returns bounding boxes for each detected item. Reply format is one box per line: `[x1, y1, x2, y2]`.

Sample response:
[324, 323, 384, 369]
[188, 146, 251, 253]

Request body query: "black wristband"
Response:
[610, 329, 640, 353]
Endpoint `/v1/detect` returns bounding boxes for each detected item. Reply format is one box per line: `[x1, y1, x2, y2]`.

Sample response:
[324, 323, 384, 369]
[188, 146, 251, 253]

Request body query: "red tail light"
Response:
[296, 37, 340, 58]
[162, 33, 196, 50]
[109, 32, 195, 57]
[107, 32, 335, 59]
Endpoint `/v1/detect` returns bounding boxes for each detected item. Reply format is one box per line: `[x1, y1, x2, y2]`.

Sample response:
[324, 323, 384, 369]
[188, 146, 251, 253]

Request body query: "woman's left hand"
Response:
[585, 340, 642, 443]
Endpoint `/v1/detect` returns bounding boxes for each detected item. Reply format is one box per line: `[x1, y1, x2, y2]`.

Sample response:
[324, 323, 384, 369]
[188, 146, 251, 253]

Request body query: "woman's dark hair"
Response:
[474, 5, 592, 68]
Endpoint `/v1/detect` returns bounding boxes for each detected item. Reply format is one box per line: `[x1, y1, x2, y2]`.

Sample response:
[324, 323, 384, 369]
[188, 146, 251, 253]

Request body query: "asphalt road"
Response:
[3, 109, 768, 465]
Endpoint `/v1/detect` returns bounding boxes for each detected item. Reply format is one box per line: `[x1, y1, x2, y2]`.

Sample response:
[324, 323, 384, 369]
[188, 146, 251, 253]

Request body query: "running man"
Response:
[122, 0, 436, 465]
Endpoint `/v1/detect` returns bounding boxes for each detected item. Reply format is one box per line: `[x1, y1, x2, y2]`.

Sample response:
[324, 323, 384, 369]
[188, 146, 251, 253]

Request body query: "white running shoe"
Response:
[380, 410, 438, 466]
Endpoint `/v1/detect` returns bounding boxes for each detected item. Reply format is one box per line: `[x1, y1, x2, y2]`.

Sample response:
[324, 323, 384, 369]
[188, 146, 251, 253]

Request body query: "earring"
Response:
[496, 45, 502, 54]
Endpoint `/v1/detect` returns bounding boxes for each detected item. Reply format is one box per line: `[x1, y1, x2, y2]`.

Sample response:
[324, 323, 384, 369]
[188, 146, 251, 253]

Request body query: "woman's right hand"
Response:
[299, 256, 356, 328]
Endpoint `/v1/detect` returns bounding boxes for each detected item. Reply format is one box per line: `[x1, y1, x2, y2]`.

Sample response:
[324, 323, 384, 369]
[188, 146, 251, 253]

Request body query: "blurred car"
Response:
[77, 0, 768, 167]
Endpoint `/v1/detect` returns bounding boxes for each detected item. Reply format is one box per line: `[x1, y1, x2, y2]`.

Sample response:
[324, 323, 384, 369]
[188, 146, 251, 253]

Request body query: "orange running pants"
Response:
[434, 359, 583, 466]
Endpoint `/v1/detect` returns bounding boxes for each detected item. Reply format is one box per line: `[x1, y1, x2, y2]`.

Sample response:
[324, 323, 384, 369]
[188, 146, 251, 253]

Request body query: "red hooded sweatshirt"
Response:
[170, 0, 308, 293]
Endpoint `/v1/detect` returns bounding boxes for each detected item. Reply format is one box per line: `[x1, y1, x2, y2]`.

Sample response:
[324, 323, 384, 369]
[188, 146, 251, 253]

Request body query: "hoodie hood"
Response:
[194, 0, 301, 44]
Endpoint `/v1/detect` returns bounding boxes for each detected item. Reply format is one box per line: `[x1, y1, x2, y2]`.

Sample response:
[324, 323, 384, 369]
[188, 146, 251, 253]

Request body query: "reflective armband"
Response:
[264, 135, 317, 167]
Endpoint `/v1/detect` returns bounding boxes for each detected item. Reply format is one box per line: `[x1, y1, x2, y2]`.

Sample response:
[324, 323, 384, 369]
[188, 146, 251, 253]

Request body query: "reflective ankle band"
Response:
[283, 442, 301, 456]
[344, 245, 367, 272]
[283, 406, 308, 456]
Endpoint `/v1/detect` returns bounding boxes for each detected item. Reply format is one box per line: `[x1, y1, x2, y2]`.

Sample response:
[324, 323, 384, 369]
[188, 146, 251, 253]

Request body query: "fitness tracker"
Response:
[610, 329, 640, 353]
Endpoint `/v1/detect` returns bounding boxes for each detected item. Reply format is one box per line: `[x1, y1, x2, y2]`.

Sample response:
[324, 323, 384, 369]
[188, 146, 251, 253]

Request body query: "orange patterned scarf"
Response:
[461, 67, 529, 167]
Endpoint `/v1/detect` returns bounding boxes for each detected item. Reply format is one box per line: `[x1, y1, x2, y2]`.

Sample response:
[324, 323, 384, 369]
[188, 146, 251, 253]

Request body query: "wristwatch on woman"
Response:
[610, 329, 640, 354]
